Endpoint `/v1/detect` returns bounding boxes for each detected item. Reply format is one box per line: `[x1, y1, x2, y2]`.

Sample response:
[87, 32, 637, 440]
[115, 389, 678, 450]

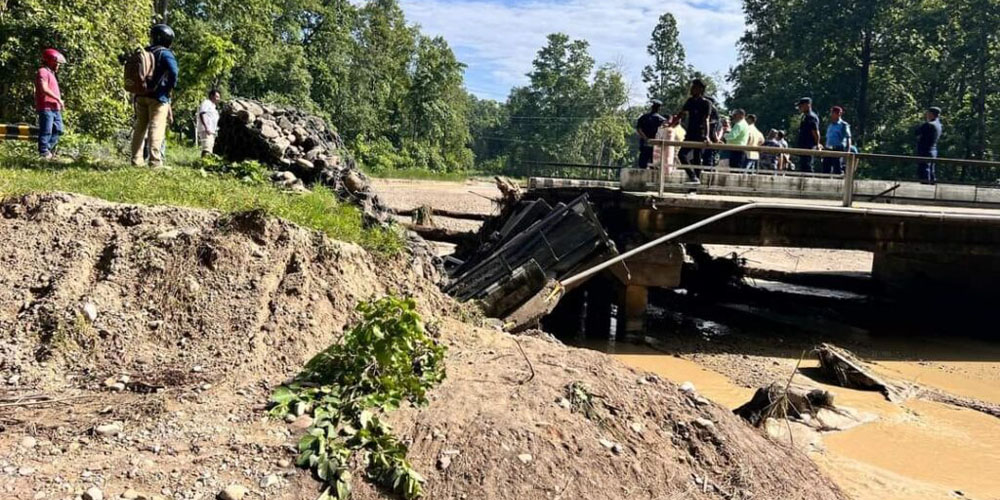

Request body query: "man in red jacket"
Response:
[35, 48, 66, 159]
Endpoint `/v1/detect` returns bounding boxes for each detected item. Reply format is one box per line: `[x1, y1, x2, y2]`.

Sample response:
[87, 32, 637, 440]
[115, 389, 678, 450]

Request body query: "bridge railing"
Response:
[515, 161, 623, 182]
[648, 139, 1000, 207]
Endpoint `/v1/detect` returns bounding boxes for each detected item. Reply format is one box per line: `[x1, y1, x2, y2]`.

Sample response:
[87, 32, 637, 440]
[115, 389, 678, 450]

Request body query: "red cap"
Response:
[42, 48, 66, 65]
[831, 106, 844, 114]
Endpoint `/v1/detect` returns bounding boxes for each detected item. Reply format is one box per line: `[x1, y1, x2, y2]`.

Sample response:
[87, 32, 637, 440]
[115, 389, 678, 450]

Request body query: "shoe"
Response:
[684, 179, 701, 186]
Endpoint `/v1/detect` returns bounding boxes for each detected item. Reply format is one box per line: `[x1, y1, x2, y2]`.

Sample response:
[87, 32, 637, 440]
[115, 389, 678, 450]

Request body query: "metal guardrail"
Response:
[648, 139, 1000, 207]
[1, 123, 39, 141]
[519, 161, 623, 182]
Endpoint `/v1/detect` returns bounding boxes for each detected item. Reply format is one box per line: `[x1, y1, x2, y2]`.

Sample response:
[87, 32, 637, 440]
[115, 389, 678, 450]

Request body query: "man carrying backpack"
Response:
[128, 24, 178, 168]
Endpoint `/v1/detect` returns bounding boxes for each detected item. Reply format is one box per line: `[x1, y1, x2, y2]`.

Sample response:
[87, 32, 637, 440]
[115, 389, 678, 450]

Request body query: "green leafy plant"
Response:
[270, 296, 446, 500]
[194, 156, 269, 184]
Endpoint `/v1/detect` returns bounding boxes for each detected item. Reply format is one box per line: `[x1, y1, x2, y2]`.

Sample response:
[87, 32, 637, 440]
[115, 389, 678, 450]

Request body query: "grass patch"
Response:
[0, 143, 403, 255]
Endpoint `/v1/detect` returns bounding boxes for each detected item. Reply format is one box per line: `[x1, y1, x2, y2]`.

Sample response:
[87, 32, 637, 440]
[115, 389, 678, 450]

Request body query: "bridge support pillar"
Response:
[610, 243, 685, 333]
[873, 243, 1000, 306]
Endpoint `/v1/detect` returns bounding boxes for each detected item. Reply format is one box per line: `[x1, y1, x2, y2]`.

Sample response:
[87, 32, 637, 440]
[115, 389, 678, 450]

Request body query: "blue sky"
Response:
[399, 0, 745, 105]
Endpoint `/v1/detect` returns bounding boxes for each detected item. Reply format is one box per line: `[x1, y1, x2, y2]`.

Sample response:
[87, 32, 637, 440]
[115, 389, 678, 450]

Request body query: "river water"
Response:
[561, 284, 1000, 500]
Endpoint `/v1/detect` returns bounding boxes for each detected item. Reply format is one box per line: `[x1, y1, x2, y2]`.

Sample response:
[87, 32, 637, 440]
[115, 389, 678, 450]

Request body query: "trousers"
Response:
[131, 96, 170, 167]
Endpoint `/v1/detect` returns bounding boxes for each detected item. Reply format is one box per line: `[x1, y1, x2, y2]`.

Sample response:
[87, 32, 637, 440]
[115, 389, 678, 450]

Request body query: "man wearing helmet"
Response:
[130, 24, 178, 168]
[35, 48, 66, 159]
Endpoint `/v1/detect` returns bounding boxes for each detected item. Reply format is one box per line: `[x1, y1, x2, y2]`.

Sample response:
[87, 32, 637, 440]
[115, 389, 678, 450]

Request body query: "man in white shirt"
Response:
[197, 89, 222, 157]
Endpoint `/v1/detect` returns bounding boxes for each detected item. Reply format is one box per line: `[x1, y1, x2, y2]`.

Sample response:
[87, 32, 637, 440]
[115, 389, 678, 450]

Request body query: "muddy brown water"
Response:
[567, 307, 1000, 500]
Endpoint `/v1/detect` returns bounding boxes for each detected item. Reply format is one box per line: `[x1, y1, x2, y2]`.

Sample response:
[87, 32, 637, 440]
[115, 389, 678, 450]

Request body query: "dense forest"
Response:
[1, 0, 999, 180]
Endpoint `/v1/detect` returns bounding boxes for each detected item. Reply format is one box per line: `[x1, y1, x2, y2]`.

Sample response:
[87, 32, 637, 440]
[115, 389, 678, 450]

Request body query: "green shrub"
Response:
[269, 297, 446, 499]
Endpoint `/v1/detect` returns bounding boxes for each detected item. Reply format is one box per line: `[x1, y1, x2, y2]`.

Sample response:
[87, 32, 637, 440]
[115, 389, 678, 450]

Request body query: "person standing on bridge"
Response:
[35, 48, 66, 160]
[672, 79, 713, 184]
[745, 114, 765, 171]
[916, 106, 942, 184]
[795, 97, 822, 173]
[823, 106, 852, 175]
[724, 109, 749, 169]
[636, 99, 667, 169]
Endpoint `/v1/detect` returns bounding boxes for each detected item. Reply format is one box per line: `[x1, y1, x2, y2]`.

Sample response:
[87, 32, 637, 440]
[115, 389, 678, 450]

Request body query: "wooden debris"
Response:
[735, 382, 836, 427]
[813, 343, 908, 402]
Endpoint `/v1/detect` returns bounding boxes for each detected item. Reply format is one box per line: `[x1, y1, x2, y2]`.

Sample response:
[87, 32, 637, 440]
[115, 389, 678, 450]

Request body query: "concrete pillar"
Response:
[620, 284, 649, 334]
[609, 242, 685, 334]
[873, 243, 1000, 307]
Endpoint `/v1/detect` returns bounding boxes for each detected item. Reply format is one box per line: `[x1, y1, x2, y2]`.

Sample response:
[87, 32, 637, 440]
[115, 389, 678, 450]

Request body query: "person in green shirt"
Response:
[724, 109, 749, 168]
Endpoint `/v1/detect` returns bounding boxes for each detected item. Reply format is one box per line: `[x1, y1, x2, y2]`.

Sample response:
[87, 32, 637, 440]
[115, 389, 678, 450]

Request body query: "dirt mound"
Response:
[0, 194, 845, 500]
[0, 192, 446, 390]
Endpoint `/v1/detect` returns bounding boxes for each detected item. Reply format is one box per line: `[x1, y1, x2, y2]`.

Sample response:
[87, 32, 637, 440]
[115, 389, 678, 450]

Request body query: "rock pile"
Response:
[215, 99, 389, 225]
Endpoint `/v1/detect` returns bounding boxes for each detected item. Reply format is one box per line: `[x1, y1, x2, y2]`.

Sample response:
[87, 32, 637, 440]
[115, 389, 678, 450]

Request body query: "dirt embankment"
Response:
[0, 193, 845, 500]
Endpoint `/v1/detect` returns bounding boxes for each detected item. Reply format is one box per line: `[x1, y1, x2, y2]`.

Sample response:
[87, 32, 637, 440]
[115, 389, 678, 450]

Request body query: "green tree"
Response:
[642, 13, 688, 108]
[0, 0, 149, 135]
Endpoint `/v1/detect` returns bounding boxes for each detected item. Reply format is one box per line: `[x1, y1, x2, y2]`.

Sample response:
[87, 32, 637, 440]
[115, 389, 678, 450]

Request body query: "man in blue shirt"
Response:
[916, 107, 942, 184]
[823, 106, 851, 175]
[130, 24, 179, 168]
[795, 97, 821, 173]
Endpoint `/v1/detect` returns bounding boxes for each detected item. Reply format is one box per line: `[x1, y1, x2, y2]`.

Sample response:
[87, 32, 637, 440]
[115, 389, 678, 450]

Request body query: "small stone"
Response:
[218, 484, 247, 500]
[192, 365, 204, 373]
[599, 438, 615, 449]
[436, 455, 452, 471]
[33, 492, 45, 499]
[81, 302, 98, 322]
[119, 375, 131, 384]
[156, 230, 180, 241]
[612, 443, 623, 455]
[185, 276, 201, 294]
[277, 459, 291, 468]
[82, 486, 103, 500]
[95, 422, 123, 437]
[8, 374, 20, 385]
[516, 454, 532, 464]
[680, 381, 696, 393]
[290, 414, 313, 431]
[259, 474, 279, 488]
[20, 436, 38, 449]
[109, 382, 126, 392]
[556, 398, 571, 409]
[121, 488, 139, 499]
[148, 320, 164, 329]
[630, 422, 644, 434]
[200, 383, 212, 391]
[18, 466, 35, 476]
[693, 418, 716, 431]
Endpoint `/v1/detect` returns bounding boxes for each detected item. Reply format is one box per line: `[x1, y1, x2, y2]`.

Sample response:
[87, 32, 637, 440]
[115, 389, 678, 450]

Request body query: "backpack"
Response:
[123, 47, 157, 95]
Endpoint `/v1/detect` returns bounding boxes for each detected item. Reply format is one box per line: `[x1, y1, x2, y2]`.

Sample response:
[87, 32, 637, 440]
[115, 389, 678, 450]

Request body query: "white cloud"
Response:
[400, 0, 745, 104]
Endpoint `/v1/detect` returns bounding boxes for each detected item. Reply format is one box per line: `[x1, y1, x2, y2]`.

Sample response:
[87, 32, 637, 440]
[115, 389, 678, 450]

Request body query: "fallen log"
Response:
[403, 223, 476, 246]
[396, 207, 490, 222]
[813, 343, 908, 402]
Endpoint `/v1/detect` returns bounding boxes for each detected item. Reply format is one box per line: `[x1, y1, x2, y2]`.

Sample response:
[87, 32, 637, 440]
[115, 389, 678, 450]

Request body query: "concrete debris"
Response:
[516, 453, 533, 464]
[82, 486, 103, 500]
[218, 484, 247, 500]
[217, 99, 390, 226]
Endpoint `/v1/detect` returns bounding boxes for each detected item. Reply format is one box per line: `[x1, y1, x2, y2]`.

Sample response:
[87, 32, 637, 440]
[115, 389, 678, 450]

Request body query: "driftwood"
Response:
[397, 207, 489, 222]
[403, 224, 475, 246]
[814, 343, 907, 402]
[735, 382, 836, 427]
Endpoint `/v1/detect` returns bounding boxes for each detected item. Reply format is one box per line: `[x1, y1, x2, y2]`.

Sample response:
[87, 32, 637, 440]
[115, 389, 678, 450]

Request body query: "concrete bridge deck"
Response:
[525, 178, 1000, 322]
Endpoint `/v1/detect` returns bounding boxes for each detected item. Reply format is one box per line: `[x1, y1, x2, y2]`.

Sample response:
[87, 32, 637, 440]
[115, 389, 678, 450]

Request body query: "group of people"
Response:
[636, 79, 944, 184]
[33, 24, 223, 165]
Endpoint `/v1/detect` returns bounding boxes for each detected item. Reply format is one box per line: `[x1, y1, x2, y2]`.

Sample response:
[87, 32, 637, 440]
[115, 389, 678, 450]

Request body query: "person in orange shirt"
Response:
[35, 48, 66, 159]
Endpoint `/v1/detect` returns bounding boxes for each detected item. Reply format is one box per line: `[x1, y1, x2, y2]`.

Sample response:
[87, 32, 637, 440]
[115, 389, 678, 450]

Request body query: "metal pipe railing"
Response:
[559, 201, 1000, 288]
[647, 139, 1000, 208]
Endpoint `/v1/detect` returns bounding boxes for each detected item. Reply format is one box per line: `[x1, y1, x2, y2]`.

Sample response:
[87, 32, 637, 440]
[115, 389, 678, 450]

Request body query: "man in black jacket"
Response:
[916, 107, 943, 184]
[636, 100, 667, 169]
